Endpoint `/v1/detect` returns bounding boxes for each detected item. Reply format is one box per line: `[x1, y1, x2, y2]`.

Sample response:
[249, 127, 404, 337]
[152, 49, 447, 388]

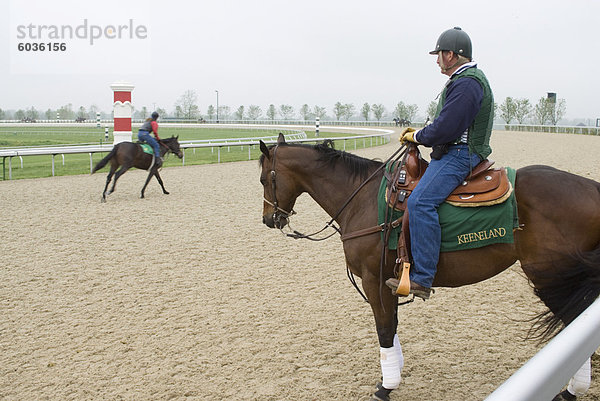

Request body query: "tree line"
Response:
[0, 90, 568, 126]
[171, 90, 420, 122]
[497, 96, 566, 125]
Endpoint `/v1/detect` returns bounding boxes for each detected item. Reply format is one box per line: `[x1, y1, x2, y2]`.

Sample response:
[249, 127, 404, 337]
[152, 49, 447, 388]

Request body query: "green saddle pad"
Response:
[140, 143, 154, 155]
[377, 165, 519, 252]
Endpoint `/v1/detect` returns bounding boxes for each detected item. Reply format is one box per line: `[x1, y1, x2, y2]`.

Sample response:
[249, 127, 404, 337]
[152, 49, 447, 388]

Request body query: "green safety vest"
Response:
[435, 66, 494, 160]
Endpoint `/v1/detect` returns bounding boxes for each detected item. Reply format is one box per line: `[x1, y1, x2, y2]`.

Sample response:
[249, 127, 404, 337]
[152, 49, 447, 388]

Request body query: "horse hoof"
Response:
[552, 390, 577, 401]
[101, 197, 106, 203]
[371, 382, 392, 401]
[163, 191, 170, 195]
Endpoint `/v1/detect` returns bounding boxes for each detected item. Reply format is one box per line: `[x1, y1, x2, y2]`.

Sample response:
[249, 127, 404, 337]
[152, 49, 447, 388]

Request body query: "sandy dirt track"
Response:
[1, 129, 599, 400]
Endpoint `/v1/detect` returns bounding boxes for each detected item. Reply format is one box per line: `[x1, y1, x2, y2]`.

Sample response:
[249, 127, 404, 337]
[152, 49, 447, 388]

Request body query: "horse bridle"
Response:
[158, 139, 181, 158]
[264, 144, 296, 229]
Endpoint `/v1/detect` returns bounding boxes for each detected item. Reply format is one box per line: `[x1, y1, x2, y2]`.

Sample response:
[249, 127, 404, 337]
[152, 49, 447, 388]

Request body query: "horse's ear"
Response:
[260, 140, 270, 159]
[277, 133, 286, 144]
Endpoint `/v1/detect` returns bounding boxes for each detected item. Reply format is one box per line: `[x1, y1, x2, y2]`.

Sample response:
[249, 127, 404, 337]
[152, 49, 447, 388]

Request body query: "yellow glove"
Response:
[400, 127, 420, 144]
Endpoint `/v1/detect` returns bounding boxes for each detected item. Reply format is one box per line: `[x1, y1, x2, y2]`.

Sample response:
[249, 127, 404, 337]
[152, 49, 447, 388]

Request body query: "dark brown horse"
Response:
[92, 136, 183, 201]
[258, 134, 600, 400]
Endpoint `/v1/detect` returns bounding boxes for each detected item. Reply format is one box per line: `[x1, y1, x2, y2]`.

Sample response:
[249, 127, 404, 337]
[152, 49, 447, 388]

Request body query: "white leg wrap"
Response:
[567, 357, 591, 396]
[393, 334, 405, 369]
[380, 339, 403, 390]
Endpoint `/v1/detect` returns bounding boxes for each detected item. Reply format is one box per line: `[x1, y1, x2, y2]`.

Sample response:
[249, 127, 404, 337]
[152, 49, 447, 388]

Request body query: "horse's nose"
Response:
[263, 215, 275, 228]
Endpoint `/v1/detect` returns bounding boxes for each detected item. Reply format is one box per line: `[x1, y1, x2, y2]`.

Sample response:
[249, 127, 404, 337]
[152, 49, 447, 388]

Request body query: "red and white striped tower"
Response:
[110, 81, 135, 144]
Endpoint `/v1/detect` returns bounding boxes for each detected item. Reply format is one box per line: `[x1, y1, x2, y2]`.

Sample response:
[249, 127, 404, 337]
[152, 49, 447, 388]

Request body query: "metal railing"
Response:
[485, 296, 600, 401]
[0, 126, 392, 180]
[503, 124, 600, 135]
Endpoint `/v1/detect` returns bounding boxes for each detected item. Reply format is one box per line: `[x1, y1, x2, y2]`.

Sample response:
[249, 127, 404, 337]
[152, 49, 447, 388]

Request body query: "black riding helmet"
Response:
[429, 27, 472, 59]
[151, 111, 159, 120]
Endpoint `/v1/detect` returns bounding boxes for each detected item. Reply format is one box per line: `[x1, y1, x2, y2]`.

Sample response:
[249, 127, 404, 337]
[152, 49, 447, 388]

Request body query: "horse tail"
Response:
[92, 146, 117, 174]
[528, 245, 600, 341]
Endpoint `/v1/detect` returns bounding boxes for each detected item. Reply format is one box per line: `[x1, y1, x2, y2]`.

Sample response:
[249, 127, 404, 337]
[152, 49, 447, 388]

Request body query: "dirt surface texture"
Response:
[1, 129, 599, 400]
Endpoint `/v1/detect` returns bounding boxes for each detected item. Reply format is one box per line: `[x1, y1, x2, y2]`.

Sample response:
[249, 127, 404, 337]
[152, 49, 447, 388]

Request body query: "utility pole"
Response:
[215, 90, 219, 123]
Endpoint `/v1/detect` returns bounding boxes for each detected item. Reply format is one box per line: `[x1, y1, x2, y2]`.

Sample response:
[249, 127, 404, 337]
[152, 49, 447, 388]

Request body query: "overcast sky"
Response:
[2, 0, 599, 121]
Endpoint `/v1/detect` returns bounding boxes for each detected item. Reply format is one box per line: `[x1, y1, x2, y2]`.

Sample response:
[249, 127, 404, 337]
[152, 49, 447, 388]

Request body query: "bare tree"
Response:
[58, 103, 75, 119]
[343, 103, 355, 120]
[499, 97, 517, 124]
[174, 105, 183, 118]
[175, 90, 200, 119]
[393, 101, 418, 122]
[361, 103, 371, 121]
[206, 105, 215, 120]
[550, 99, 566, 125]
[24, 106, 39, 120]
[533, 97, 553, 125]
[371, 104, 385, 121]
[76, 106, 87, 120]
[234, 105, 245, 120]
[279, 104, 294, 120]
[514, 98, 532, 124]
[156, 107, 168, 118]
[299, 104, 312, 120]
[247, 105, 262, 120]
[313, 105, 327, 119]
[218, 105, 231, 120]
[333, 102, 345, 121]
[15, 109, 26, 120]
[266, 104, 277, 120]
[267, 104, 277, 121]
[88, 104, 100, 119]
[134, 106, 148, 119]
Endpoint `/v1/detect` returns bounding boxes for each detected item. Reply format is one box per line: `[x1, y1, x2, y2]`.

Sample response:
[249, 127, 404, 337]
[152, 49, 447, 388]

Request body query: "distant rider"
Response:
[138, 111, 162, 168]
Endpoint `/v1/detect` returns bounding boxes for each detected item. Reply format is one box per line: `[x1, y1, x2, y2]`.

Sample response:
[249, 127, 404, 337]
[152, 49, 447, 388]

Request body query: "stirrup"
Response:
[396, 262, 411, 296]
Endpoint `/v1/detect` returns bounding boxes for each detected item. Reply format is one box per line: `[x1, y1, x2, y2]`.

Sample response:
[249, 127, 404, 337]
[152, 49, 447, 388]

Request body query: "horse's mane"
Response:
[259, 139, 382, 180]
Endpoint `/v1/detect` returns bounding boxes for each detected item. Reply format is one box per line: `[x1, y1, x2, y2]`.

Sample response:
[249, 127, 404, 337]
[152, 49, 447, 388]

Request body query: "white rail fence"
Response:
[0, 126, 393, 180]
[485, 296, 600, 401]
[2, 120, 599, 134]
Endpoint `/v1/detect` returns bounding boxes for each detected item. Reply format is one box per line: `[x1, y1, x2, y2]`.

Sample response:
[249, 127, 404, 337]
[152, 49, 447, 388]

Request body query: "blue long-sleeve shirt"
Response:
[415, 64, 484, 146]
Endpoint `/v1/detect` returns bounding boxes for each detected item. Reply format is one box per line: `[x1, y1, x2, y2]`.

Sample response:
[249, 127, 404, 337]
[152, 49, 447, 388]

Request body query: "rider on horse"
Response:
[138, 111, 162, 168]
[391, 27, 495, 299]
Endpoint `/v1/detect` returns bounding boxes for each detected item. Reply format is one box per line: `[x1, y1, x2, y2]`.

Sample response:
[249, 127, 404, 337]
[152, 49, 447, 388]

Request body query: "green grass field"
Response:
[0, 125, 388, 180]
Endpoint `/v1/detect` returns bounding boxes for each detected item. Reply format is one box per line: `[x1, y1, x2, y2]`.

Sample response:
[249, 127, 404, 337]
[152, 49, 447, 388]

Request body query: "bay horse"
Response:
[258, 134, 600, 400]
[92, 136, 183, 202]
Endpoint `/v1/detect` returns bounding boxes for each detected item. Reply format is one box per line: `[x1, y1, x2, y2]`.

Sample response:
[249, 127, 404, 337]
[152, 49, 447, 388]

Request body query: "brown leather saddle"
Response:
[385, 144, 512, 297]
[386, 144, 512, 211]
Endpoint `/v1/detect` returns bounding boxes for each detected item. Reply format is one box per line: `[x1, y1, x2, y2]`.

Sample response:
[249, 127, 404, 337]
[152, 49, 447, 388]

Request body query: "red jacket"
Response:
[150, 121, 160, 140]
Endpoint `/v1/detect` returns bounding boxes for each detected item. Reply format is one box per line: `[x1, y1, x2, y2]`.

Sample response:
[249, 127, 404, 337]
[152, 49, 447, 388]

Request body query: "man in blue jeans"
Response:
[138, 111, 162, 168]
[387, 27, 494, 299]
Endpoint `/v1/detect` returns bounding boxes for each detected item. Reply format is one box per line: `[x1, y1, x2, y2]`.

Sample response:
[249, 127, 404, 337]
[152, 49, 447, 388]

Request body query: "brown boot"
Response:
[385, 278, 432, 300]
[409, 282, 432, 300]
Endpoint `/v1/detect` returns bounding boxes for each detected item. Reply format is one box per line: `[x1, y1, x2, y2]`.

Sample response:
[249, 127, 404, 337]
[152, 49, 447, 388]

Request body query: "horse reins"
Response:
[265, 140, 411, 304]
[265, 142, 408, 241]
